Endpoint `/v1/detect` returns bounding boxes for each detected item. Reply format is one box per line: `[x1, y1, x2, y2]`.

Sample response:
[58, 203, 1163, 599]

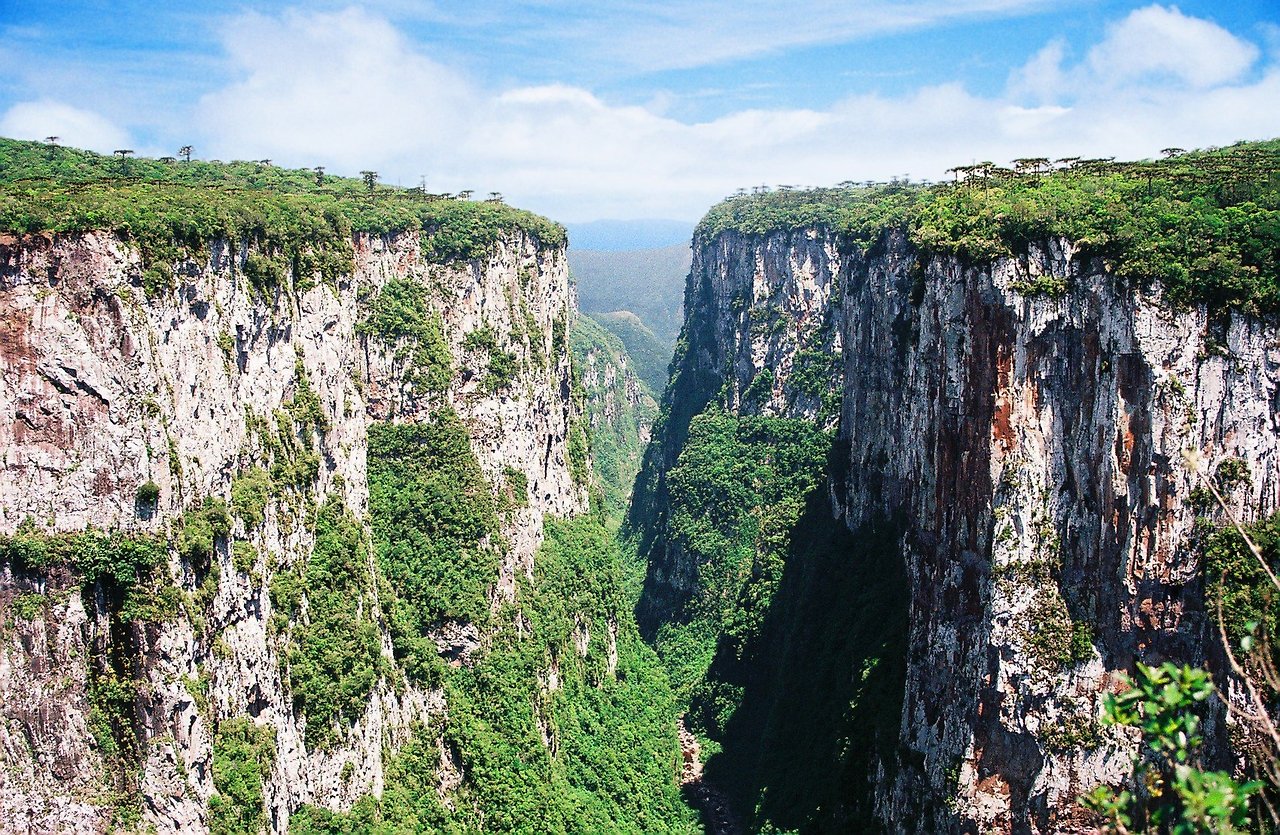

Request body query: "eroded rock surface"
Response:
[642, 225, 1279, 832]
[0, 228, 584, 833]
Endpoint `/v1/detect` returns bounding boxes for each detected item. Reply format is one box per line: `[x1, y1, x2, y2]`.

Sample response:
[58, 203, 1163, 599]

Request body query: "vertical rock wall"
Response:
[645, 224, 1280, 832]
[0, 227, 585, 833]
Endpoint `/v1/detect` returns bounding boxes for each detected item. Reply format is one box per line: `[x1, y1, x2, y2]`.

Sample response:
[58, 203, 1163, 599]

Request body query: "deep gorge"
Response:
[3, 138, 1280, 833]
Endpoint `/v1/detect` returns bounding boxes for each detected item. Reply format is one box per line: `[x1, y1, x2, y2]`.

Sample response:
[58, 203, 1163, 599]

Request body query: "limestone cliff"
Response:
[636, 221, 1280, 832]
[0, 226, 586, 832]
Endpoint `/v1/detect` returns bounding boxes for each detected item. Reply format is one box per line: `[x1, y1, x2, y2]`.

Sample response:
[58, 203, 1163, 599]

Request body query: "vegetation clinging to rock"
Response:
[697, 141, 1280, 315]
[0, 138, 566, 297]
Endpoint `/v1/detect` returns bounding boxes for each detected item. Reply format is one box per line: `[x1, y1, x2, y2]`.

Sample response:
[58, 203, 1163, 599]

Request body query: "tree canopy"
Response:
[696, 140, 1280, 314]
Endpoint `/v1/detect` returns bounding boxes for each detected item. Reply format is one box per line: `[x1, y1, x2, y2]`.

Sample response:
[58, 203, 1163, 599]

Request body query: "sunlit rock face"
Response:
[643, 224, 1278, 833]
[0, 228, 584, 833]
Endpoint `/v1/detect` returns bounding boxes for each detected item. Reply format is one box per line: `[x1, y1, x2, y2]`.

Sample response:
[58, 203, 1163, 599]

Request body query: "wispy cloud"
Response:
[362, 0, 1060, 75]
[559, 0, 1059, 73]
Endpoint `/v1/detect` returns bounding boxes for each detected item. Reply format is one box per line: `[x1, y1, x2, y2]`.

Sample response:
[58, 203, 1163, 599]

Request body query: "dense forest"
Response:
[0, 138, 565, 283]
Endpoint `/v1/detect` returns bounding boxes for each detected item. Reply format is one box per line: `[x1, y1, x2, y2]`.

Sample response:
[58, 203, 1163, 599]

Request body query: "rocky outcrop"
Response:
[0, 227, 584, 832]
[641, 224, 1280, 832]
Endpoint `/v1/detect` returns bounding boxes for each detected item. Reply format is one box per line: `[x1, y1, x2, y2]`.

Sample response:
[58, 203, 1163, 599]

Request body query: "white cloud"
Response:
[198, 8, 474, 171]
[0, 100, 130, 152]
[1086, 5, 1258, 88]
[1009, 5, 1261, 101]
[192, 5, 1280, 221]
[1007, 39, 1070, 104]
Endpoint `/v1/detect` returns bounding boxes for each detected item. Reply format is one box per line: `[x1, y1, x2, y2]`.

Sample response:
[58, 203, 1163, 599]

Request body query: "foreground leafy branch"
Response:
[1083, 662, 1262, 834]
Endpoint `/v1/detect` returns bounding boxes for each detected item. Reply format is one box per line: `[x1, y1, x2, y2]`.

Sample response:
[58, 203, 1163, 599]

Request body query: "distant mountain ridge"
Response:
[569, 243, 690, 347]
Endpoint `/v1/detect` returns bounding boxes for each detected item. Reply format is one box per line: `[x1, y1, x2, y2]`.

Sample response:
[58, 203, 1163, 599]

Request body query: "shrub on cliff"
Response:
[278, 495, 383, 749]
[230, 468, 271, 529]
[208, 718, 276, 835]
[367, 412, 499, 633]
[357, 278, 452, 393]
[1083, 663, 1262, 833]
[0, 521, 165, 588]
[179, 497, 231, 561]
[135, 479, 160, 511]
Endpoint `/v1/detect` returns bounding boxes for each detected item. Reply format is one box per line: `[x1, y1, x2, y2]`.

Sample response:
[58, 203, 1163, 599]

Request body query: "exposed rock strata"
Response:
[0, 228, 584, 833]
[644, 225, 1279, 832]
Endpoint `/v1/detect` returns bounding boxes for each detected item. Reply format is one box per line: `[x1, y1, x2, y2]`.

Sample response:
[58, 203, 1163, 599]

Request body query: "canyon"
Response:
[2, 139, 1279, 833]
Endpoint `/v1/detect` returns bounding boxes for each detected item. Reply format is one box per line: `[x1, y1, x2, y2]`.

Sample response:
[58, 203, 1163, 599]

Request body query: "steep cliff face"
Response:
[840, 230, 1279, 831]
[0, 226, 589, 832]
[636, 221, 1280, 831]
[570, 314, 658, 524]
[634, 228, 842, 633]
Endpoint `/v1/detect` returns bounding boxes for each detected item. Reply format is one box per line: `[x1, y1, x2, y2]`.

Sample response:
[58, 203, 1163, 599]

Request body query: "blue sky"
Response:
[3, 1, 1279, 220]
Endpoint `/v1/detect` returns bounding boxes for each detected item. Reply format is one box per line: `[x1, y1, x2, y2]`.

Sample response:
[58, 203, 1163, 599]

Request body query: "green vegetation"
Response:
[740, 367, 774, 405]
[230, 467, 271, 529]
[253, 381, 325, 503]
[0, 520, 175, 825]
[309, 478, 695, 831]
[357, 278, 452, 393]
[0, 138, 702, 832]
[0, 139, 564, 294]
[287, 361, 328, 434]
[273, 496, 383, 749]
[500, 466, 530, 512]
[179, 497, 231, 561]
[231, 541, 257, 575]
[1202, 512, 1280, 654]
[9, 592, 45, 622]
[633, 406, 908, 830]
[0, 521, 165, 588]
[367, 413, 500, 635]
[697, 142, 1280, 314]
[656, 410, 831, 682]
[463, 326, 519, 392]
[1023, 595, 1095, 669]
[567, 421, 591, 486]
[289, 734, 450, 833]
[625, 271, 914, 828]
[88, 671, 144, 827]
[431, 517, 693, 832]
[701, 499, 909, 831]
[1084, 663, 1262, 833]
[135, 479, 160, 511]
[588, 311, 671, 395]
[788, 348, 838, 401]
[209, 718, 276, 835]
[569, 315, 659, 524]
[1216, 456, 1253, 490]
